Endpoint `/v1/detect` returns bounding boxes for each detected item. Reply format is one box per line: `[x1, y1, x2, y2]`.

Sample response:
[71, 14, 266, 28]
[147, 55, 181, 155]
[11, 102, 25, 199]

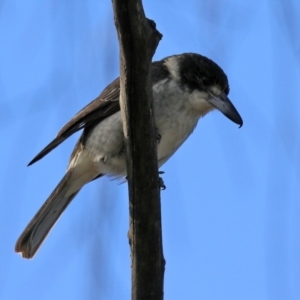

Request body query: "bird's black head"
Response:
[177, 53, 229, 95]
[164, 53, 243, 127]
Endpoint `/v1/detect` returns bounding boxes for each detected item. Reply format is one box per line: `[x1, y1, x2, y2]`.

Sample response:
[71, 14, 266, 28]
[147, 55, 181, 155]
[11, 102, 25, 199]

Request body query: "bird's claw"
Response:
[157, 133, 161, 144]
[155, 128, 162, 144]
[127, 171, 166, 190]
[159, 177, 166, 190]
[158, 170, 166, 190]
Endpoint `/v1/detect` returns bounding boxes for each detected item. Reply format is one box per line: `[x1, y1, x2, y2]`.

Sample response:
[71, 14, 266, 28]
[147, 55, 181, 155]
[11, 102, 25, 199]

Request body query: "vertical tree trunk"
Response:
[111, 1, 164, 299]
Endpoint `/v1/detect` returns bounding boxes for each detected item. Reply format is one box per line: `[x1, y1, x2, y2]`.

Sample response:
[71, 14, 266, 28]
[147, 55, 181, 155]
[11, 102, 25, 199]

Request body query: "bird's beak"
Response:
[208, 92, 243, 127]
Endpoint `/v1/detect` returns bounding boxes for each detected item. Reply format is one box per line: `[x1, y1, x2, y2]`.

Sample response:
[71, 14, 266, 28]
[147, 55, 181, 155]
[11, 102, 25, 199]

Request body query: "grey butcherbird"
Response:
[15, 53, 243, 258]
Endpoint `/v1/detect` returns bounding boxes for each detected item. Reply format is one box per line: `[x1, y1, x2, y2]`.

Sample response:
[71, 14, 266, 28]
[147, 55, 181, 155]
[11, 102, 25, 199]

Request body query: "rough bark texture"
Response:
[111, 1, 164, 299]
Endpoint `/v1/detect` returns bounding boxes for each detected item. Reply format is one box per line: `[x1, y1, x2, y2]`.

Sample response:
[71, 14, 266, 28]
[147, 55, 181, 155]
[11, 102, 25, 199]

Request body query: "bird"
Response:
[15, 53, 243, 259]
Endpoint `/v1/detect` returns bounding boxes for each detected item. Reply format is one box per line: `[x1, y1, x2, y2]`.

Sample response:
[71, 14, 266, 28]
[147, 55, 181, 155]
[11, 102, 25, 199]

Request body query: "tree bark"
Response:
[111, 1, 164, 299]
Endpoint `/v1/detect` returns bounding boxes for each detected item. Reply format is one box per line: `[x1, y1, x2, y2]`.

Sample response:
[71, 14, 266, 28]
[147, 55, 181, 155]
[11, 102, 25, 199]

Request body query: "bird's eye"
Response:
[202, 77, 211, 86]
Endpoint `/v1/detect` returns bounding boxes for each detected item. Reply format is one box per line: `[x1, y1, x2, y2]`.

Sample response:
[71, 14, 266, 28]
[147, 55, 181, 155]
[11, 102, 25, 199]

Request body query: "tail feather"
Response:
[15, 171, 79, 259]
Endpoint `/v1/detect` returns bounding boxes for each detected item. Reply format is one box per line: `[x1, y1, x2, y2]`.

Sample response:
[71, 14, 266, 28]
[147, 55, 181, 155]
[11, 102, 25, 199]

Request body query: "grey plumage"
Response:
[15, 53, 243, 258]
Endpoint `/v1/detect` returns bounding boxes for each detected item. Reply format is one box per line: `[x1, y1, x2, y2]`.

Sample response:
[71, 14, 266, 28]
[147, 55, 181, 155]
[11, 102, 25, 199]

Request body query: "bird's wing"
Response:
[28, 60, 170, 166]
[28, 78, 120, 166]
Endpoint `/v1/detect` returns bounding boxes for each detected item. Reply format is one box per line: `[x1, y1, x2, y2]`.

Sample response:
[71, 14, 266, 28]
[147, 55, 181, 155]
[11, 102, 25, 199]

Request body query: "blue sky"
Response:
[1, 1, 300, 299]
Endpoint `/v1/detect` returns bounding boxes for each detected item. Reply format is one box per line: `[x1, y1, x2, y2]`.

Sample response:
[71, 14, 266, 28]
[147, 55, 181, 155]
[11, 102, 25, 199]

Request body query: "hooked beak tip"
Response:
[208, 92, 243, 128]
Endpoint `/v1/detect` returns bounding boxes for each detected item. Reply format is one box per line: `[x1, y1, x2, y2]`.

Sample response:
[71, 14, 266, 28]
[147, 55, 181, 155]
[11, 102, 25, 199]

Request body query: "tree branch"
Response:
[111, 0, 164, 299]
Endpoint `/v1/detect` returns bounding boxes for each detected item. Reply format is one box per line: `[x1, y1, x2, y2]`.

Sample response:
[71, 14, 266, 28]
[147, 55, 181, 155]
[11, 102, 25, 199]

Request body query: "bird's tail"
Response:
[15, 169, 86, 259]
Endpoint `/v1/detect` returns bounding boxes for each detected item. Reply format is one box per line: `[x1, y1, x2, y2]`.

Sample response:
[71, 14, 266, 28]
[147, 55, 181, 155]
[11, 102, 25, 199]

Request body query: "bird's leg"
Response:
[157, 133, 161, 144]
[126, 172, 166, 190]
[155, 127, 162, 144]
[158, 171, 166, 190]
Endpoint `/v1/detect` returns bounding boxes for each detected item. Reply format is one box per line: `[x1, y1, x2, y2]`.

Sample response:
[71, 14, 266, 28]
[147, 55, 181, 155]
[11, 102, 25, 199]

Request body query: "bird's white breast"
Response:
[153, 79, 201, 166]
[71, 78, 210, 177]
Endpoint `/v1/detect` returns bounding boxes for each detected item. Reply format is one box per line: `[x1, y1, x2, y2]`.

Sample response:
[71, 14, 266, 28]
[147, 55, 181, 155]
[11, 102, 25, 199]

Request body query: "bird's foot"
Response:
[126, 171, 166, 190]
[158, 171, 166, 190]
[155, 128, 162, 144]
